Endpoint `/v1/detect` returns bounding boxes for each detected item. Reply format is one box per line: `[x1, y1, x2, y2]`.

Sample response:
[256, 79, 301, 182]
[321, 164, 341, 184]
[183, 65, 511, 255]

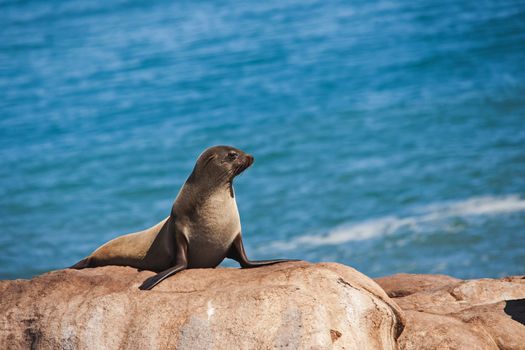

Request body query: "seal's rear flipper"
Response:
[69, 258, 91, 269]
[227, 233, 300, 268]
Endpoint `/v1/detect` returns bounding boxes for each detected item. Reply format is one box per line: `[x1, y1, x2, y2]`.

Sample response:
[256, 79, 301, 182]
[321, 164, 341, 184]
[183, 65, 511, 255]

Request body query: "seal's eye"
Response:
[227, 152, 238, 161]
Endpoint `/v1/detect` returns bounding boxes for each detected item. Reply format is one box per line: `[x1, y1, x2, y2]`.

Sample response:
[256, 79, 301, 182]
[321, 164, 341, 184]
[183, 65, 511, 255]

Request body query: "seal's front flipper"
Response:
[69, 257, 91, 269]
[138, 264, 187, 290]
[138, 232, 188, 290]
[227, 233, 299, 268]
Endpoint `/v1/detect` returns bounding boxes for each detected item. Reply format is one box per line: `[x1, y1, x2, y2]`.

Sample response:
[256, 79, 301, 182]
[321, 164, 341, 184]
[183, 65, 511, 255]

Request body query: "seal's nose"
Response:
[246, 154, 254, 165]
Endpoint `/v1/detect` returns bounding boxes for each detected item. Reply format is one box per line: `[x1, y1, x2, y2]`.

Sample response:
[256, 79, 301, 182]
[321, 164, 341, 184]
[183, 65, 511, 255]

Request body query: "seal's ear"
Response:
[202, 154, 216, 168]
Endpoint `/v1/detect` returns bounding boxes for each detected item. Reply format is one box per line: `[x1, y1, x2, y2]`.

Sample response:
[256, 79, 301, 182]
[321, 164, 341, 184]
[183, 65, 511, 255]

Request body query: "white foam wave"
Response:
[269, 195, 525, 251]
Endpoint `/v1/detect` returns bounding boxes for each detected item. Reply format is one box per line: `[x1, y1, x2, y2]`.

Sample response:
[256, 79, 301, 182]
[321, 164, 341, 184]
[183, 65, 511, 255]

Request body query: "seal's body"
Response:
[80, 217, 172, 272]
[71, 145, 294, 290]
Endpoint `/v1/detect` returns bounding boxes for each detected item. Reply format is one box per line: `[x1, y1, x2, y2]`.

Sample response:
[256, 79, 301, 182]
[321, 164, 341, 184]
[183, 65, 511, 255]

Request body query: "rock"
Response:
[453, 301, 525, 349]
[394, 277, 525, 315]
[374, 273, 461, 298]
[399, 310, 498, 350]
[375, 274, 525, 350]
[0, 262, 404, 350]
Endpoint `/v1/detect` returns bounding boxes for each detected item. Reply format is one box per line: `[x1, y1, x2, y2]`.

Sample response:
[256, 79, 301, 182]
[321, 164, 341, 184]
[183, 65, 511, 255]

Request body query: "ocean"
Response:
[1, 0, 524, 280]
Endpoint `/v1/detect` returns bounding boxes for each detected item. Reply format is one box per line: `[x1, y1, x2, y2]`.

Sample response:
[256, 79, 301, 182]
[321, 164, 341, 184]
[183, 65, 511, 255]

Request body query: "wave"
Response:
[269, 195, 525, 250]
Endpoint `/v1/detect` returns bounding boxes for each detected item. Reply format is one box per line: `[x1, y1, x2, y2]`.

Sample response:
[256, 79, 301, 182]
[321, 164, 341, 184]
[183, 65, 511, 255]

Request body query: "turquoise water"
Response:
[1, 0, 525, 280]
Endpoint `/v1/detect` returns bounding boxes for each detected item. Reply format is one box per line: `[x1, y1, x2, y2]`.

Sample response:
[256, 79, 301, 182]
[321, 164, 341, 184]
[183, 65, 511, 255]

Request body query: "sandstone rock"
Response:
[0, 262, 404, 350]
[374, 273, 461, 298]
[453, 301, 525, 350]
[398, 310, 498, 350]
[375, 274, 525, 350]
[394, 277, 525, 315]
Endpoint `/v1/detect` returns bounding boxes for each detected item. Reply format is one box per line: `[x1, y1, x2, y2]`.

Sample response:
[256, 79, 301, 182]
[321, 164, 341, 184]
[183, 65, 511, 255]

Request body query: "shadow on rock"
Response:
[504, 298, 525, 326]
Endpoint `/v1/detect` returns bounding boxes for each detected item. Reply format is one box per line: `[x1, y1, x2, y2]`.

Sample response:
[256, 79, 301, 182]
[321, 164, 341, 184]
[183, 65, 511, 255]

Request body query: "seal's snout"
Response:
[233, 153, 254, 176]
[246, 154, 254, 166]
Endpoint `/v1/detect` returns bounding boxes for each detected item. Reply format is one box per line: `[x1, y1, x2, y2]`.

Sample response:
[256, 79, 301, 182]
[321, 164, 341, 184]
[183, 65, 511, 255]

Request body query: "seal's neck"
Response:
[186, 167, 235, 199]
[173, 179, 235, 218]
[185, 176, 235, 201]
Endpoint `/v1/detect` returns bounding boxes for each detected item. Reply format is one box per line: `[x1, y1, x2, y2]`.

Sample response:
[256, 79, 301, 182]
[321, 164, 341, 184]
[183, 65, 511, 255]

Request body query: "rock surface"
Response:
[0, 262, 404, 350]
[375, 274, 525, 350]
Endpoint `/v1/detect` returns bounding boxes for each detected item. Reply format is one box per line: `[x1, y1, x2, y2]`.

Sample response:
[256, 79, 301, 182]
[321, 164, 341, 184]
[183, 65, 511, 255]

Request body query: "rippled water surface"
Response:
[1, 0, 524, 279]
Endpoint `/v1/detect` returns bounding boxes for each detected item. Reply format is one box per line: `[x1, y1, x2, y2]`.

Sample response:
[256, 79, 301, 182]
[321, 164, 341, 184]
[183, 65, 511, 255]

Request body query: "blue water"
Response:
[1, 0, 525, 280]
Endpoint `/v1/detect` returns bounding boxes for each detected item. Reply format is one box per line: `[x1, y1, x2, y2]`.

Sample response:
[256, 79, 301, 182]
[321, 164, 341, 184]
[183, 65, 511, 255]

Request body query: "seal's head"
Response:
[189, 145, 254, 186]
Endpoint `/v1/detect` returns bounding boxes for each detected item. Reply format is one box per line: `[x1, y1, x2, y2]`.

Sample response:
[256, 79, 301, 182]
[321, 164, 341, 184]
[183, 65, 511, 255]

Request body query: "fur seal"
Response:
[70, 145, 295, 290]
